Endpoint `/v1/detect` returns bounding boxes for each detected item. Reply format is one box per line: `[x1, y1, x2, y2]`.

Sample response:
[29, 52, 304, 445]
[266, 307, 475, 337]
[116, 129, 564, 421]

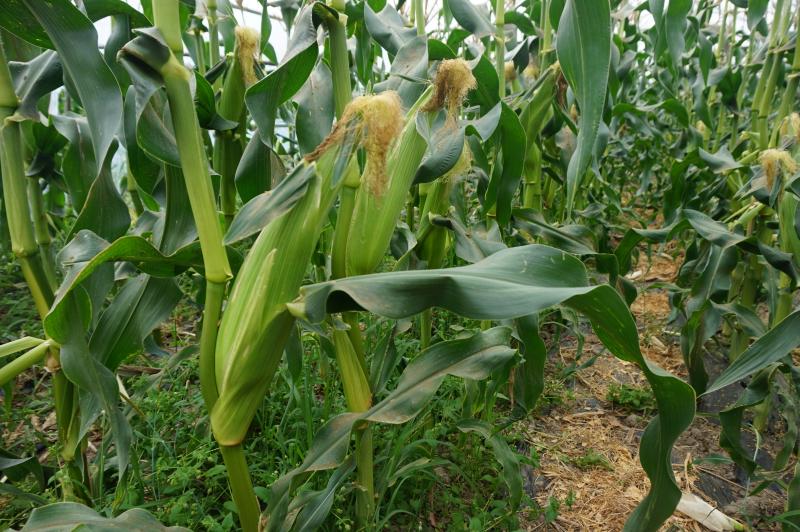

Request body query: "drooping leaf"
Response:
[485, 103, 526, 225]
[448, 0, 494, 38]
[8, 50, 62, 121]
[88, 275, 181, 371]
[246, 4, 321, 145]
[225, 164, 317, 245]
[374, 36, 429, 108]
[294, 60, 334, 155]
[288, 245, 694, 531]
[664, 0, 691, 70]
[15, 0, 123, 176]
[363, 3, 416, 55]
[68, 142, 130, 242]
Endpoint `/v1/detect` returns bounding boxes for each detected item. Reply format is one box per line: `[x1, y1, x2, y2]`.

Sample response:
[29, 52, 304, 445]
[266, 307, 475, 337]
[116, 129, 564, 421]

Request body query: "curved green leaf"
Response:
[225, 164, 316, 244]
[705, 310, 800, 395]
[364, 3, 416, 55]
[448, 0, 494, 38]
[246, 4, 320, 145]
[18, 0, 122, 176]
[20, 502, 189, 531]
[8, 51, 62, 121]
[294, 60, 334, 155]
[289, 244, 694, 531]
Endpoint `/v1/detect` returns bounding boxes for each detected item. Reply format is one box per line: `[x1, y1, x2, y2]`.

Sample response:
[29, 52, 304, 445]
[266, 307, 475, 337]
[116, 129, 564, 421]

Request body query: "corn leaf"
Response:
[246, 4, 322, 145]
[266, 327, 517, 530]
[19, 502, 189, 531]
[10, 0, 122, 176]
[290, 244, 695, 531]
[448, 0, 494, 38]
[364, 3, 416, 56]
[294, 60, 334, 155]
[556, 0, 611, 218]
[705, 310, 800, 394]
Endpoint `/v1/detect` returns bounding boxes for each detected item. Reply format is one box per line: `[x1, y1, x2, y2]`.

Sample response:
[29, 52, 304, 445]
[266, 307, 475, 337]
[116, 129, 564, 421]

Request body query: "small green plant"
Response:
[537, 375, 576, 411]
[606, 383, 656, 413]
[572, 449, 613, 471]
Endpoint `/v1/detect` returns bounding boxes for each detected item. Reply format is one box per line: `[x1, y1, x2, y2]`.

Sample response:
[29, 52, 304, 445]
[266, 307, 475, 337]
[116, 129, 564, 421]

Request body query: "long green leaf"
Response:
[20, 502, 188, 531]
[556, 0, 611, 218]
[290, 244, 695, 530]
[18, 0, 122, 175]
[705, 310, 800, 394]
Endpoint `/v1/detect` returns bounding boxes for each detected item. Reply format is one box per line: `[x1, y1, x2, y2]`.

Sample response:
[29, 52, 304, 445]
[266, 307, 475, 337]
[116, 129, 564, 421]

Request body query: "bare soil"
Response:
[519, 251, 788, 531]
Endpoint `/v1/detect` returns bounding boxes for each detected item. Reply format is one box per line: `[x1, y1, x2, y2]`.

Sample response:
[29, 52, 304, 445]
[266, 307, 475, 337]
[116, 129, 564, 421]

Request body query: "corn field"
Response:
[1, 0, 800, 529]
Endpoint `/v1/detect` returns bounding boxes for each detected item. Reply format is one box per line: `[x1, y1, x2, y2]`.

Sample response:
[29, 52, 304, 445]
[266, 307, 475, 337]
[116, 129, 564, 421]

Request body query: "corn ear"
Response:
[345, 88, 432, 276]
[212, 93, 399, 446]
[332, 329, 372, 412]
[212, 150, 342, 446]
[779, 192, 800, 261]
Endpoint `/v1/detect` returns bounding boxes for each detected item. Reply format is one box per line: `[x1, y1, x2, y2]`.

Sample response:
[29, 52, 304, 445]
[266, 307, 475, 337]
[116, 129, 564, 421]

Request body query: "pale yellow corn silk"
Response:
[791, 112, 800, 142]
[446, 141, 473, 182]
[234, 26, 260, 87]
[504, 61, 517, 82]
[761, 148, 798, 189]
[523, 63, 540, 81]
[422, 59, 477, 118]
[306, 91, 404, 195]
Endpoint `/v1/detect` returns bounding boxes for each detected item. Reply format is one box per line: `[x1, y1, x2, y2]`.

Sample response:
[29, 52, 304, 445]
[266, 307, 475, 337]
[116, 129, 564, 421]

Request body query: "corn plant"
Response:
[1, 0, 799, 531]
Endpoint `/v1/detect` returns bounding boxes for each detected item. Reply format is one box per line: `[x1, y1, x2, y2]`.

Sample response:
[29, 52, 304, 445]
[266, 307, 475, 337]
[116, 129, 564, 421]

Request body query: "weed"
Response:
[572, 449, 613, 471]
[606, 383, 656, 414]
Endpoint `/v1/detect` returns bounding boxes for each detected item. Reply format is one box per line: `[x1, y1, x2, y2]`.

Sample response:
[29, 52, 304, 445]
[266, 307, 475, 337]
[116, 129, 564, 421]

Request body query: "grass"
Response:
[0, 269, 533, 530]
[0, 255, 43, 343]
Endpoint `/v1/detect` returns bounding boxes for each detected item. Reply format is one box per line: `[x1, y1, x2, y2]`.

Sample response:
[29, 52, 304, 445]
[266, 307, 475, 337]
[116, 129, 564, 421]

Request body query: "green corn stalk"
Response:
[0, 35, 85, 500]
[151, 0, 233, 415]
[495, 0, 505, 98]
[416, 177, 454, 350]
[214, 27, 258, 227]
[26, 176, 57, 290]
[775, 2, 800, 139]
[326, 17, 378, 512]
[751, 0, 792, 150]
[413, 0, 426, 35]
[331, 328, 373, 523]
[337, 95, 435, 515]
[207, 0, 221, 73]
[150, 3, 261, 525]
[190, 4, 207, 74]
[326, 8, 356, 280]
[539, 0, 553, 69]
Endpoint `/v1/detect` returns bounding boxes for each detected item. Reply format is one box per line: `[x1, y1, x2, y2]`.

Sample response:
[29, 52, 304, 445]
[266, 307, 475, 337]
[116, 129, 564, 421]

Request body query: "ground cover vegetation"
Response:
[1, 0, 800, 530]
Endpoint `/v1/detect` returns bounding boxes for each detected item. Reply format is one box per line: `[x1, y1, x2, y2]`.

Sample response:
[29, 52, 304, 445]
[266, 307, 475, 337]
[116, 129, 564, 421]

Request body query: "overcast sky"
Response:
[93, 1, 747, 70]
